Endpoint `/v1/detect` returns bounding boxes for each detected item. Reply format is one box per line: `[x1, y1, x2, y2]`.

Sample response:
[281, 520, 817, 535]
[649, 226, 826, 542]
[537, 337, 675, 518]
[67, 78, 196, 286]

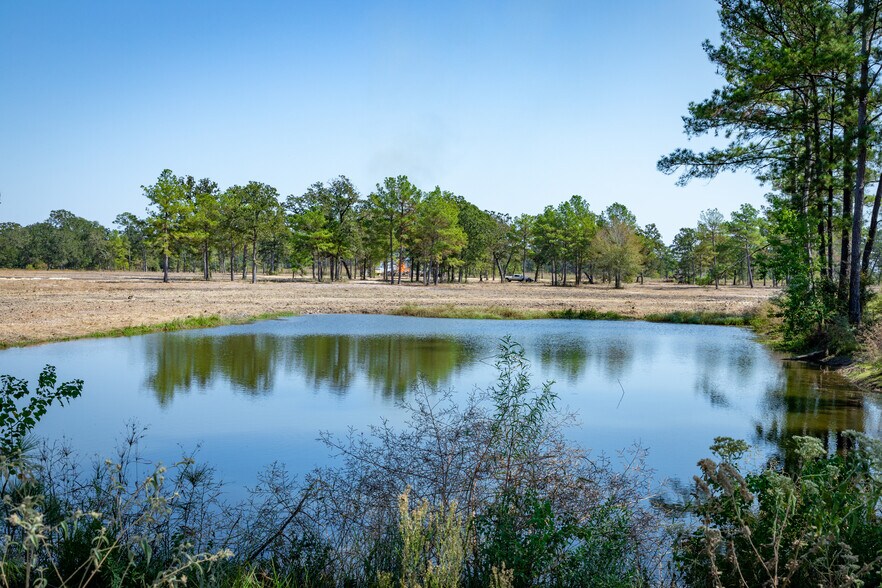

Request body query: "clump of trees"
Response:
[0, 172, 662, 289]
[668, 204, 768, 289]
[0, 210, 127, 271]
[1, 162, 790, 294]
[0, 181, 799, 295]
[660, 0, 882, 347]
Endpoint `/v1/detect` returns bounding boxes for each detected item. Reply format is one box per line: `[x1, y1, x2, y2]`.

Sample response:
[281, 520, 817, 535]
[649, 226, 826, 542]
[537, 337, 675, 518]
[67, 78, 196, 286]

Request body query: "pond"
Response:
[1, 315, 879, 492]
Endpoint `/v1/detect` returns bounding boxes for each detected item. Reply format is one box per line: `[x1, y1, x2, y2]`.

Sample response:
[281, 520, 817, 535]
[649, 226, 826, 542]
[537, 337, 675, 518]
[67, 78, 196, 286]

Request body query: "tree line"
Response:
[1, 169, 783, 289]
[134, 170, 663, 288]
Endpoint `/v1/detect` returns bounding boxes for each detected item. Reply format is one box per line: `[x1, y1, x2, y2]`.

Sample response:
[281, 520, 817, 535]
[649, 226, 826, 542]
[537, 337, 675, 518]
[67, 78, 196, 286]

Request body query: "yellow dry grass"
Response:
[0, 270, 776, 347]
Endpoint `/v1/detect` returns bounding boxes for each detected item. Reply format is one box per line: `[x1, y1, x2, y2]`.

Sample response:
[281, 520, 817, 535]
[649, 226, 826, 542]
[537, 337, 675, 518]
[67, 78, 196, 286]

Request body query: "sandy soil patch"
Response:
[0, 270, 776, 347]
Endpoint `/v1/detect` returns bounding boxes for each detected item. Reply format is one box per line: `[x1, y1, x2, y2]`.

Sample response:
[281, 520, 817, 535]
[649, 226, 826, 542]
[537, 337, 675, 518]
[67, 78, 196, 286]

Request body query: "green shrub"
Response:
[675, 434, 882, 587]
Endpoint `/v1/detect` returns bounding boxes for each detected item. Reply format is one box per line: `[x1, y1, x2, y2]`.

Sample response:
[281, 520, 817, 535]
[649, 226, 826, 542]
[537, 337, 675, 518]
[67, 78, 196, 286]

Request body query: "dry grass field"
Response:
[0, 270, 777, 347]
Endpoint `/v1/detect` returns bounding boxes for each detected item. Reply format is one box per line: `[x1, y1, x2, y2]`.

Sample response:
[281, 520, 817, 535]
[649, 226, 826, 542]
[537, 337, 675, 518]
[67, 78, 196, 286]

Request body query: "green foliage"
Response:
[287, 207, 333, 274]
[642, 311, 755, 326]
[391, 304, 629, 321]
[638, 223, 671, 278]
[144, 169, 192, 281]
[659, 0, 882, 343]
[475, 489, 642, 588]
[1, 451, 234, 587]
[185, 177, 222, 279]
[414, 188, 467, 284]
[548, 308, 628, 320]
[527, 197, 600, 286]
[671, 227, 700, 283]
[454, 198, 496, 278]
[604, 203, 637, 228]
[391, 305, 763, 327]
[0, 166, 779, 297]
[591, 214, 643, 289]
[0, 223, 27, 268]
[0, 211, 117, 271]
[395, 488, 464, 588]
[371, 175, 420, 283]
[466, 339, 649, 587]
[697, 209, 724, 289]
[0, 366, 82, 455]
[487, 337, 557, 457]
[675, 434, 882, 587]
[233, 181, 282, 283]
[144, 170, 190, 255]
[218, 186, 248, 270]
[287, 177, 360, 281]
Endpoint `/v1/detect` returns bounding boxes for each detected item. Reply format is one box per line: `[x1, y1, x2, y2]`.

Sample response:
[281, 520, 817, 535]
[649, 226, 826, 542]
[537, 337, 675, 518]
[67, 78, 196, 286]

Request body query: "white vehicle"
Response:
[505, 273, 533, 282]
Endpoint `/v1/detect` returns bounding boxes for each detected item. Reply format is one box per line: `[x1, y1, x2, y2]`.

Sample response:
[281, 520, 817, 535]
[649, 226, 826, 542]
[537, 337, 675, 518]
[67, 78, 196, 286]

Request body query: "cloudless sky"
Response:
[0, 0, 767, 242]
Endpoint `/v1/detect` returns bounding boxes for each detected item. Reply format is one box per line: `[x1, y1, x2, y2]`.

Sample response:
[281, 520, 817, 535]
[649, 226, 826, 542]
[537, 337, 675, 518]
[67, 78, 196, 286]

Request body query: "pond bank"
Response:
[0, 270, 773, 348]
[0, 305, 760, 349]
[391, 303, 757, 325]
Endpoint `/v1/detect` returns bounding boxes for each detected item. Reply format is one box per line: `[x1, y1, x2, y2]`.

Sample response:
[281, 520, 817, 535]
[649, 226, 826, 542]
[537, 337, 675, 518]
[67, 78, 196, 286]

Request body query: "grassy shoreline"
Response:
[0, 311, 299, 349]
[0, 304, 756, 350]
[392, 303, 758, 325]
[0, 304, 762, 350]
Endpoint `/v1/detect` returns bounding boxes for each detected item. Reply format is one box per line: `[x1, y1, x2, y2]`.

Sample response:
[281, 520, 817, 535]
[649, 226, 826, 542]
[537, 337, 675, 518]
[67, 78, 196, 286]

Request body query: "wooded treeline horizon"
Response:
[0, 169, 816, 291]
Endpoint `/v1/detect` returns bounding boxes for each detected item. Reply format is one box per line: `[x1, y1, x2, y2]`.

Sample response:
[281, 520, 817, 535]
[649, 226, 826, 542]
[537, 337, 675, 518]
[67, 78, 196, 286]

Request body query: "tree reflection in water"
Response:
[289, 335, 479, 398]
[141, 324, 882, 475]
[144, 333, 482, 403]
[755, 363, 869, 467]
[146, 335, 284, 404]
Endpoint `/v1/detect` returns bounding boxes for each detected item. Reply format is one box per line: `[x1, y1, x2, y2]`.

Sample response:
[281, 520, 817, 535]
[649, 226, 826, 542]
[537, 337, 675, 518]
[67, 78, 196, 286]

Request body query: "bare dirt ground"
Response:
[0, 270, 777, 347]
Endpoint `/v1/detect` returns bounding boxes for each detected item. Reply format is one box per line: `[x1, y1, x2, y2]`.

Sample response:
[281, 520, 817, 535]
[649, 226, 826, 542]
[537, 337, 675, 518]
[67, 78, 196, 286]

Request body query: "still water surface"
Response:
[0, 315, 879, 490]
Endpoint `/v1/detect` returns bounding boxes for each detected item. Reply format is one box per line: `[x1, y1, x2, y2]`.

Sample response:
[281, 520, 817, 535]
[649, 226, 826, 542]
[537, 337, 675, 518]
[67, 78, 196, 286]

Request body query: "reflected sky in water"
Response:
[1, 315, 879, 490]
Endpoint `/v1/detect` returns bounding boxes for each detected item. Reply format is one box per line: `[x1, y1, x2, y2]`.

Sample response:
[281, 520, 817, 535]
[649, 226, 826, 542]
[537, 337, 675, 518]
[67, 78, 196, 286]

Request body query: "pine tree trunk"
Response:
[827, 102, 836, 281]
[251, 233, 258, 284]
[850, 13, 872, 324]
[840, 0, 857, 303]
[746, 244, 753, 288]
[389, 227, 394, 285]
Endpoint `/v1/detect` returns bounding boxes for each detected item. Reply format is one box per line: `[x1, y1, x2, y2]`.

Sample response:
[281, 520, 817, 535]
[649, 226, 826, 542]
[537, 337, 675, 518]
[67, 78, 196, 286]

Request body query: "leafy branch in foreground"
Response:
[0, 366, 82, 459]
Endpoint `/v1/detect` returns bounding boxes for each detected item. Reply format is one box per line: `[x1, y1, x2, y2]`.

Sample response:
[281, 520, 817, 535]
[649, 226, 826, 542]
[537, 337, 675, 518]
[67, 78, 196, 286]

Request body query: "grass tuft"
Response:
[546, 308, 629, 321]
[392, 304, 546, 320]
[393, 305, 628, 321]
[845, 362, 882, 388]
[642, 310, 756, 326]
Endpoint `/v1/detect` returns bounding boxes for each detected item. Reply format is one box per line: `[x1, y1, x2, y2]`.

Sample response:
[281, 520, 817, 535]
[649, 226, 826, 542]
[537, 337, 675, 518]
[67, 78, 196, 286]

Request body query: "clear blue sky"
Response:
[0, 0, 765, 242]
